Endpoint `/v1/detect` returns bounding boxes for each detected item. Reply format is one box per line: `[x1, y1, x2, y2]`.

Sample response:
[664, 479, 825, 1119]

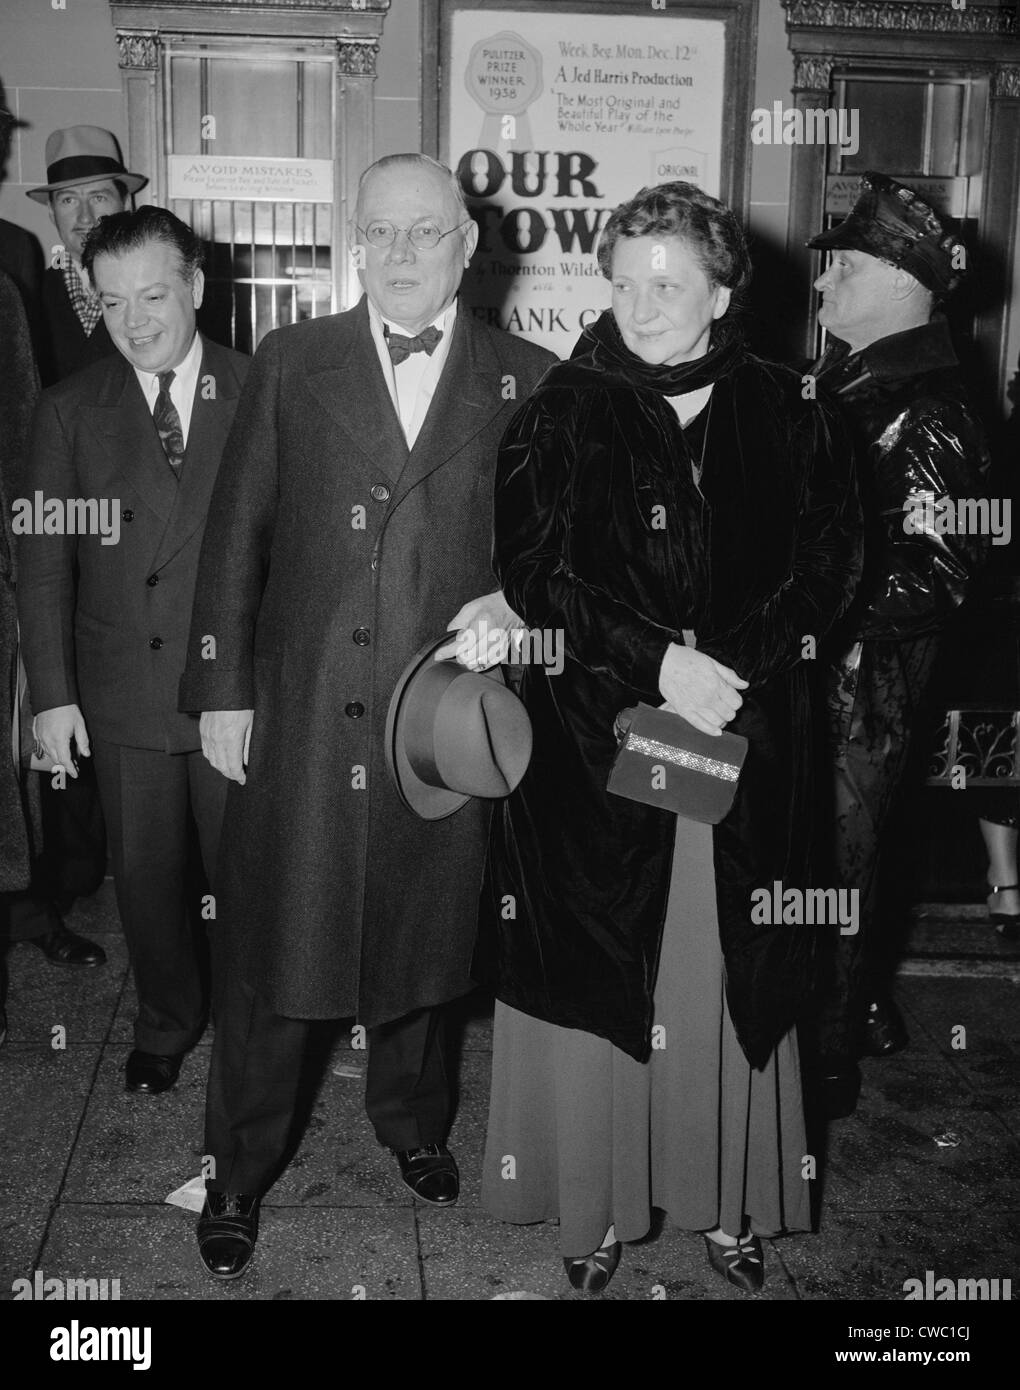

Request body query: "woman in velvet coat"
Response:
[475, 183, 863, 1294]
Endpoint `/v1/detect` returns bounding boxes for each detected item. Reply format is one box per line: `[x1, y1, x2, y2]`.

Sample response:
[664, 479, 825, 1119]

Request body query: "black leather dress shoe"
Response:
[124, 1049, 184, 1094]
[818, 1056, 861, 1120]
[859, 996, 909, 1057]
[393, 1144, 459, 1206]
[32, 923, 106, 968]
[197, 1192, 260, 1280]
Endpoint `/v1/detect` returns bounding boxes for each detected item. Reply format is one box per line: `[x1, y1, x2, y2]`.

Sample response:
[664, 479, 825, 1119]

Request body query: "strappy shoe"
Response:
[563, 1239, 622, 1293]
[704, 1232, 764, 1293]
[987, 882, 1020, 941]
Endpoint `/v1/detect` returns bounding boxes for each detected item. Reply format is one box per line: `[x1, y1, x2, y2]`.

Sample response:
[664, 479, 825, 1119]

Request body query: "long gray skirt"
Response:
[480, 818, 811, 1258]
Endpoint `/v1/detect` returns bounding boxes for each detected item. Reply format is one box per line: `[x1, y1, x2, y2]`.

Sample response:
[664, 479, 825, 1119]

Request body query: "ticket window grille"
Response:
[166, 48, 336, 354]
[814, 71, 986, 359]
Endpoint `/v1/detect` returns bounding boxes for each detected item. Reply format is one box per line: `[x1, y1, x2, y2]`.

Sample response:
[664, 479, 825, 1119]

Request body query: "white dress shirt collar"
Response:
[133, 330, 203, 449]
[367, 298, 458, 448]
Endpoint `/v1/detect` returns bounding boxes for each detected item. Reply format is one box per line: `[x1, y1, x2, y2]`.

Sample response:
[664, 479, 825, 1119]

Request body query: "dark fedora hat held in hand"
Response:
[26, 126, 147, 203]
[385, 635, 533, 821]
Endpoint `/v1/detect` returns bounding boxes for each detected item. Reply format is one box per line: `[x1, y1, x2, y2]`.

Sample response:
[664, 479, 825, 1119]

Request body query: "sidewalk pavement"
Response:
[1, 881, 1017, 1301]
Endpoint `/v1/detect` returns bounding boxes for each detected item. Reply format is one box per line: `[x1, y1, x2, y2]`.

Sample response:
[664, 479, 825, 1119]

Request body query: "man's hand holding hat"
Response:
[435, 589, 524, 670]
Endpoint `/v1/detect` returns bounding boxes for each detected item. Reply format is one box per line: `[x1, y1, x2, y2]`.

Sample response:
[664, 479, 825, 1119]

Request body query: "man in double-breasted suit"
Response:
[16, 207, 249, 1093]
[180, 153, 555, 1279]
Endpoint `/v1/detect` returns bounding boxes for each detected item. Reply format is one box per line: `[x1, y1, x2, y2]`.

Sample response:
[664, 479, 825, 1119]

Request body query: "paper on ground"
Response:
[165, 1175, 207, 1212]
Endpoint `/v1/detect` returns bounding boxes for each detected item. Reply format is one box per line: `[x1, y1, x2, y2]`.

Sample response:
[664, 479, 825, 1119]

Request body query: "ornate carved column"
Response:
[786, 53, 835, 357]
[335, 37, 380, 307]
[986, 65, 1020, 378]
[115, 29, 163, 206]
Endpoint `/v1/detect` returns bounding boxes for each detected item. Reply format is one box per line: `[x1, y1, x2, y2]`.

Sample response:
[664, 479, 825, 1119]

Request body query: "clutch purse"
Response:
[607, 702, 748, 824]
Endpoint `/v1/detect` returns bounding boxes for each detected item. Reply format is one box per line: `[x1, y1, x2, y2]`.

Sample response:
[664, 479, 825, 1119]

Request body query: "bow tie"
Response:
[385, 324, 443, 365]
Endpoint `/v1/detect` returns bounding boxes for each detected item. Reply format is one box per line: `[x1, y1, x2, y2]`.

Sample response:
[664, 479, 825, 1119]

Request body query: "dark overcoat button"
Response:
[122, 509, 134, 522]
[147, 574, 159, 586]
[371, 484, 390, 502]
[345, 701, 365, 718]
[149, 637, 163, 650]
[352, 627, 370, 646]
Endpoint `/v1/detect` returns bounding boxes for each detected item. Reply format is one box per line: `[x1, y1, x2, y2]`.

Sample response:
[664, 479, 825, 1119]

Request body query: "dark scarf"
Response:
[565, 308, 744, 394]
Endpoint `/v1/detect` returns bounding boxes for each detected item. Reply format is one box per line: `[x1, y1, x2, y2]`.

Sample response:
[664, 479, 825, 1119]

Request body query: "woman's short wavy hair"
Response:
[597, 181, 752, 317]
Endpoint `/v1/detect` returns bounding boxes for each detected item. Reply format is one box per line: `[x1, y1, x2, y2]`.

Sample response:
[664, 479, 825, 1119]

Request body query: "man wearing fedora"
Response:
[16, 126, 147, 977]
[27, 126, 147, 387]
[806, 173, 990, 1118]
[1, 125, 128, 980]
[17, 206, 249, 1095]
[179, 151, 554, 1279]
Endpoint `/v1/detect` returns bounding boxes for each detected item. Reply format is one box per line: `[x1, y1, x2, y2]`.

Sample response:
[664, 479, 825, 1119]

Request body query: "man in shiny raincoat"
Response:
[807, 173, 990, 1117]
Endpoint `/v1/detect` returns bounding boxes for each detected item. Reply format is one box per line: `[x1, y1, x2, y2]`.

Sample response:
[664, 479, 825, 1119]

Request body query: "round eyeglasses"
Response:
[355, 218, 471, 251]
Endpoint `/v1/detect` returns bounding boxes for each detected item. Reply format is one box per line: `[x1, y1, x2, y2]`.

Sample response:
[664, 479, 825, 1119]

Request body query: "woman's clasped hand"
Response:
[658, 642, 748, 735]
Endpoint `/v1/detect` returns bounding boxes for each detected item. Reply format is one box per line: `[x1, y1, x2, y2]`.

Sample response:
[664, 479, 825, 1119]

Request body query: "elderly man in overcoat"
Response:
[180, 152, 555, 1279]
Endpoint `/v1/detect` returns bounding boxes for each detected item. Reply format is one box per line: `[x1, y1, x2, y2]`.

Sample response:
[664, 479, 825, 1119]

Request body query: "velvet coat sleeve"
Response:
[494, 387, 682, 700]
[179, 329, 281, 712]
[695, 395, 862, 687]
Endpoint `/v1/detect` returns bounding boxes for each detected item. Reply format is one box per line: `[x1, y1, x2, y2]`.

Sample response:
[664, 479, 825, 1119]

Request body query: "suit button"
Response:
[122, 509, 134, 522]
[149, 637, 163, 650]
[147, 574, 159, 586]
[345, 701, 365, 718]
[371, 484, 390, 502]
[352, 627, 370, 646]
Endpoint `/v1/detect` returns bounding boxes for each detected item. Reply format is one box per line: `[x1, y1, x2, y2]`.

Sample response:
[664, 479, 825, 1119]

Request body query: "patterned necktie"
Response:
[384, 324, 443, 365]
[153, 370, 185, 477]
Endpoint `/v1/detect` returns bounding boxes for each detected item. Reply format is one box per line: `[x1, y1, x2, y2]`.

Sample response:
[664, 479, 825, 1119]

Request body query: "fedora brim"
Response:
[26, 170, 148, 204]
[385, 633, 510, 822]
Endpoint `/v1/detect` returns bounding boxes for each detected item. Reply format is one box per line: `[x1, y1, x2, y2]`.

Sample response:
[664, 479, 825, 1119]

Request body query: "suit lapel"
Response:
[391, 310, 507, 507]
[305, 299, 408, 480]
[149, 338, 242, 572]
[81, 357, 179, 523]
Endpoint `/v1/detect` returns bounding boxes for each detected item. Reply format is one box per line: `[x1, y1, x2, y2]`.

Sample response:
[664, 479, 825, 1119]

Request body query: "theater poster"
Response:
[439, 4, 731, 357]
